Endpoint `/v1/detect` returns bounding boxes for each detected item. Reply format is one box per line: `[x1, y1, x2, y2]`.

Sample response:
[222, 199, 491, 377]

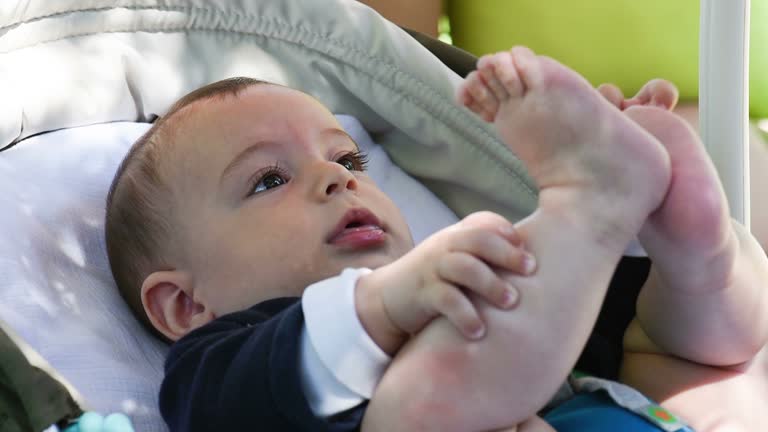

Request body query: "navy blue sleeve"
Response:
[159, 298, 365, 432]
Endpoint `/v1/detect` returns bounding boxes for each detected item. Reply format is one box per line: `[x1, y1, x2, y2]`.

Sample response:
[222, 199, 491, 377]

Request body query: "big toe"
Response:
[508, 46, 595, 98]
[509, 46, 542, 90]
[478, 52, 522, 101]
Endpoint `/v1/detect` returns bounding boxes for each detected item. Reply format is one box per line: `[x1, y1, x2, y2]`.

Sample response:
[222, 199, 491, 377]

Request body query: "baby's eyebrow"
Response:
[220, 140, 272, 185]
[322, 127, 360, 151]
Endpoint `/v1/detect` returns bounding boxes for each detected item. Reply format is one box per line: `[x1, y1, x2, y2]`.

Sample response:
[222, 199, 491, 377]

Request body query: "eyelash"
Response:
[337, 150, 370, 172]
[247, 150, 370, 197]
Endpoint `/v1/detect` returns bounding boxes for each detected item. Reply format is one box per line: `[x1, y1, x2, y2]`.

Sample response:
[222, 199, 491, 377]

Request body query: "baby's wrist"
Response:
[355, 270, 407, 356]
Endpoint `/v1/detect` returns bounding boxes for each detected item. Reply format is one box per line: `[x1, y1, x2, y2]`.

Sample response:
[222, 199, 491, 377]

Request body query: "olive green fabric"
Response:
[447, 0, 768, 118]
[0, 323, 82, 432]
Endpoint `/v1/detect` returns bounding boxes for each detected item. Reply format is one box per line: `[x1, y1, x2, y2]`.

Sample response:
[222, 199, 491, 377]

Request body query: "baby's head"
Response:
[105, 78, 414, 341]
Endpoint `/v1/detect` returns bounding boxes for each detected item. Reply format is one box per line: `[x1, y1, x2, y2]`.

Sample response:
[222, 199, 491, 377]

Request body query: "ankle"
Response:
[537, 189, 645, 252]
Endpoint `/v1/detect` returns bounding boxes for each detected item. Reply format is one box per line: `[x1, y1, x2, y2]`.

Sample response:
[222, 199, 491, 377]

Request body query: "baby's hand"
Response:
[356, 212, 536, 354]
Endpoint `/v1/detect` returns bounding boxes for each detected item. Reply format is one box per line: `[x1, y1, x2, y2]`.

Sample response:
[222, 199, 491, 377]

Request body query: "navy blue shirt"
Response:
[159, 257, 650, 431]
[160, 297, 365, 432]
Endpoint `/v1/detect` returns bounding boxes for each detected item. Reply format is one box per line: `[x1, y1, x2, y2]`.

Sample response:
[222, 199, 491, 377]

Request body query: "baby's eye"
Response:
[255, 173, 285, 192]
[336, 151, 369, 172]
[249, 166, 289, 196]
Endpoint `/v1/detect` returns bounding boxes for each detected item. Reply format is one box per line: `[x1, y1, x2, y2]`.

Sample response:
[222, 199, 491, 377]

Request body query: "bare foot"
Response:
[594, 81, 733, 291]
[458, 47, 671, 242]
[626, 107, 733, 291]
[625, 106, 768, 367]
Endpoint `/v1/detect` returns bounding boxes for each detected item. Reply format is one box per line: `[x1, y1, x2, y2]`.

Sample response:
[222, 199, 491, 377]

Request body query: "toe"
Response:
[457, 84, 490, 119]
[510, 46, 541, 90]
[648, 79, 679, 110]
[456, 80, 474, 107]
[476, 74, 501, 116]
[465, 70, 498, 119]
[597, 83, 625, 109]
[457, 79, 481, 112]
[623, 79, 679, 111]
[487, 51, 524, 99]
[478, 54, 510, 102]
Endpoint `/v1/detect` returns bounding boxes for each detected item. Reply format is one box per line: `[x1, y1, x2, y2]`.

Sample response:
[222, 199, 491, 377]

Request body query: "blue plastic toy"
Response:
[63, 412, 135, 432]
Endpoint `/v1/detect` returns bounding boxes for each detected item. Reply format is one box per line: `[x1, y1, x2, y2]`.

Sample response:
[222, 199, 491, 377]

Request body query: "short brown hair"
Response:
[105, 77, 269, 335]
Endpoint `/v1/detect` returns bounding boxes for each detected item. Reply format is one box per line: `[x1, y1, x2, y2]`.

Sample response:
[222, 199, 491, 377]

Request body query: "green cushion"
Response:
[447, 0, 768, 118]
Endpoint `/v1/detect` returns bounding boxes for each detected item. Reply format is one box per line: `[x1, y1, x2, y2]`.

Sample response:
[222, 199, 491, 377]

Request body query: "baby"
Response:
[104, 76, 535, 431]
[104, 46, 768, 431]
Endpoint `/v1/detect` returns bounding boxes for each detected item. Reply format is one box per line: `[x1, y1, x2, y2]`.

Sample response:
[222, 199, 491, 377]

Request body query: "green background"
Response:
[447, 0, 768, 118]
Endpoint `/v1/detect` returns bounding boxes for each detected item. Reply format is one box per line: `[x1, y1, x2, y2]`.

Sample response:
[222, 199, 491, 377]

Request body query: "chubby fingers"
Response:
[424, 281, 487, 339]
[437, 251, 519, 310]
[460, 211, 515, 231]
[447, 225, 536, 276]
[456, 211, 524, 248]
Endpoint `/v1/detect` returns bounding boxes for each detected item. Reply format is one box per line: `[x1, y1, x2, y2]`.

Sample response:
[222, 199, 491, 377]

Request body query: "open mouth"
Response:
[327, 208, 387, 248]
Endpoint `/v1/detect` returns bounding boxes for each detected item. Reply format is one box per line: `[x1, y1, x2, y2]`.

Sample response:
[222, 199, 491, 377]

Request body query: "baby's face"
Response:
[169, 85, 414, 317]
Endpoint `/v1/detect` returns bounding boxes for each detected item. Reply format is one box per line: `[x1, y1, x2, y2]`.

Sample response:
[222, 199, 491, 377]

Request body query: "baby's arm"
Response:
[355, 212, 554, 432]
[300, 213, 531, 419]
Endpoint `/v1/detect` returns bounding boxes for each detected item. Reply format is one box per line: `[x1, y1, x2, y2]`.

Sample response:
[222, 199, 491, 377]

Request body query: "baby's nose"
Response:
[313, 161, 358, 199]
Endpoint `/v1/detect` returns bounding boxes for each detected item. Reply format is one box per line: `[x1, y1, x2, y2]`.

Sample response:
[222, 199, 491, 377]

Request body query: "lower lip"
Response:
[330, 225, 386, 249]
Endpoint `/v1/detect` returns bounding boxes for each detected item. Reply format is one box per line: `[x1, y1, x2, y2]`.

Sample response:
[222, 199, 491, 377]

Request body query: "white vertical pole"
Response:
[699, 0, 751, 228]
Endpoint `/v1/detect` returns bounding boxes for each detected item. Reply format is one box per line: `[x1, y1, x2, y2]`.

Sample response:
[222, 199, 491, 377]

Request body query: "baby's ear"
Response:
[141, 270, 215, 342]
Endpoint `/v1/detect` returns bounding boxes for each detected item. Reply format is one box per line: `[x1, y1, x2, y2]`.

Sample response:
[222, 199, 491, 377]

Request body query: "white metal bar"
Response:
[699, 0, 751, 228]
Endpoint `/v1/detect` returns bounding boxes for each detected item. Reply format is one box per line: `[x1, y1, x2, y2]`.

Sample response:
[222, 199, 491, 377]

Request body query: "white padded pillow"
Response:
[0, 115, 458, 431]
[0, 123, 169, 431]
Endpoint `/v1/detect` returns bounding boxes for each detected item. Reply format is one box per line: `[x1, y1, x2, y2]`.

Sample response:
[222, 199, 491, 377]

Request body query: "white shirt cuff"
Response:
[300, 268, 392, 417]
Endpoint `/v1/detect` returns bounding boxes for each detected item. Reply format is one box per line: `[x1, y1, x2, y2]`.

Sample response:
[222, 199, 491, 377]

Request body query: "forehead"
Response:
[177, 85, 334, 144]
[161, 85, 344, 192]
[167, 85, 336, 164]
